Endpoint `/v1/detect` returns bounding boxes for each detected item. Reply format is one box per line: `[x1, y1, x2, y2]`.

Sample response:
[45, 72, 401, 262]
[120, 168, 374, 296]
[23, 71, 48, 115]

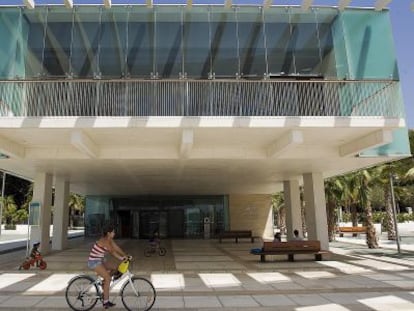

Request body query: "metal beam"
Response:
[338, 0, 352, 11]
[24, 0, 35, 9]
[63, 0, 73, 9]
[267, 130, 303, 158]
[263, 0, 273, 9]
[301, 0, 313, 11]
[374, 0, 392, 11]
[339, 129, 393, 157]
[71, 130, 98, 158]
[103, 0, 111, 9]
[0, 135, 25, 159]
[180, 129, 193, 158]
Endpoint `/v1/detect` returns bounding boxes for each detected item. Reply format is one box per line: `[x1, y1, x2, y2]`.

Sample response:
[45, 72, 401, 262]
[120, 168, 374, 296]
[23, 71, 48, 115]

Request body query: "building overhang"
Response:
[0, 116, 407, 195]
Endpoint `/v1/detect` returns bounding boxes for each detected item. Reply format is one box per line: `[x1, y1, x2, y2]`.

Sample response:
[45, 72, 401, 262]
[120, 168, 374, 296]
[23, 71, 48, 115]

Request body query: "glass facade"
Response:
[0, 6, 399, 80]
[85, 195, 228, 239]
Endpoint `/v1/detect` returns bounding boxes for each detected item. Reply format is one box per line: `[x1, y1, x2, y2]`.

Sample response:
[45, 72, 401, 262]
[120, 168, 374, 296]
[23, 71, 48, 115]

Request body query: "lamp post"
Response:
[389, 171, 401, 254]
[0, 171, 5, 235]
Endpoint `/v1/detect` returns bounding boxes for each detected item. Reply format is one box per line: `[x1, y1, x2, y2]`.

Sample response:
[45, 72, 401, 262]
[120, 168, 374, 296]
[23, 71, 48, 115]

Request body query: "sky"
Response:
[2, 0, 414, 128]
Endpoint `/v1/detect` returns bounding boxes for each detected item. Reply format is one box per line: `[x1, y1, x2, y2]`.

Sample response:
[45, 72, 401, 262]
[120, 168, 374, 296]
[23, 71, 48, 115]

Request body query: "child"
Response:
[30, 241, 41, 259]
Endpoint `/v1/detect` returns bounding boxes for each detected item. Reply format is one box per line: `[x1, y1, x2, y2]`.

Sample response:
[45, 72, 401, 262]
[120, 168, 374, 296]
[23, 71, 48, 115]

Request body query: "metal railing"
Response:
[0, 80, 403, 118]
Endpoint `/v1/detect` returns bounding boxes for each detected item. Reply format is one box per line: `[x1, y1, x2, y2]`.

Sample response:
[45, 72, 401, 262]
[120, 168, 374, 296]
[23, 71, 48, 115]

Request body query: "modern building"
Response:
[0, 1, 410, 253]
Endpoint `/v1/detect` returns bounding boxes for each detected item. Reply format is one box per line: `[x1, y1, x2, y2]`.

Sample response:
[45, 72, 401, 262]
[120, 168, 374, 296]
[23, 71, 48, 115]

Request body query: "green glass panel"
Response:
[237, 7, 266, 78]
[155, 6, 183, 78]
[99, 7, 128, 78]
[72, 7, 101, 78]
[360, 128, 411, 157]
[127, 7, 154, 78]
[341, 10, 398, 80]
[183, 7, 210, 78]
[210, 7, 238, 78]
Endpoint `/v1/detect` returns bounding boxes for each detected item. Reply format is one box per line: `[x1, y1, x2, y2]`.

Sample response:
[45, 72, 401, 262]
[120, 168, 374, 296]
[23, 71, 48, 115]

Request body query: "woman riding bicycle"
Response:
[87, 223, 128, 309]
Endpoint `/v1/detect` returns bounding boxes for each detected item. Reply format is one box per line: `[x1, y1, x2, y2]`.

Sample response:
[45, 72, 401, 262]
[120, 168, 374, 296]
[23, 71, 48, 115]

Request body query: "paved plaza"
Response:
[0, 228, 414, 310]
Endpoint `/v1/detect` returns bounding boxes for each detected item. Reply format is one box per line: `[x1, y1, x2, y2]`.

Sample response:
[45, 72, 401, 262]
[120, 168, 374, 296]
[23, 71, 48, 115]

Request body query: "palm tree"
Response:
[0, 195, 18, 227]
[271, 192, 285, 235]
[68, 193, 85, 228]
[358, 168, 379, 249]
[325, 177, 345, 242]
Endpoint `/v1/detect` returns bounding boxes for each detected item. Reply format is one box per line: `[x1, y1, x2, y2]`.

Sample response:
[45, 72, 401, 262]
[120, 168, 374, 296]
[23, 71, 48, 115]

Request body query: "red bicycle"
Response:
[19, 253, 47, 270]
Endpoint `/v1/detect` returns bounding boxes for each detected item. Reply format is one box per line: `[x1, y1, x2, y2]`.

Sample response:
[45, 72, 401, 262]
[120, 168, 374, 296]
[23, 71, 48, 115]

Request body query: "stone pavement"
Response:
[1, 236, 414, 310]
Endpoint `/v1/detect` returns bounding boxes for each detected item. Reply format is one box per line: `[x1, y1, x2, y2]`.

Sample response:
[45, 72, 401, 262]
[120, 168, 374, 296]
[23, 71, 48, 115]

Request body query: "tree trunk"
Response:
[301, 199, 307, 238]
[326, 200, 337, 242]
[384, 185, 396, 240]
[365, 200, 379, 248]
[351, 204, 358, 226]
[278, 206, 286, 235]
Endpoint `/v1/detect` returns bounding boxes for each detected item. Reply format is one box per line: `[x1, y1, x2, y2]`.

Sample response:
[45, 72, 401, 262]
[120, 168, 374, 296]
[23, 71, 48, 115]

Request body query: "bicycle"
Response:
[18, 253, 47, 270]
[144, 240, 166, 257]
[65, 256, 156, 311]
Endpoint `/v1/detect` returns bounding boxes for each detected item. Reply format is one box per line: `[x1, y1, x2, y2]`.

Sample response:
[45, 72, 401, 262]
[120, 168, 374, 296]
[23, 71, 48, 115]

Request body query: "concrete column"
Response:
[283, 179, 302, 241]
[31, 172, 53, 254]
[303, 172, 329, 250]
[52, 177, 70, 250]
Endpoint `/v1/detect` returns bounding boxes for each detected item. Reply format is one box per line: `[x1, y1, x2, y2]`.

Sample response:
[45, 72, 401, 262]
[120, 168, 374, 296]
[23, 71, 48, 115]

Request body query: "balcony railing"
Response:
[0, 80, 403, 118]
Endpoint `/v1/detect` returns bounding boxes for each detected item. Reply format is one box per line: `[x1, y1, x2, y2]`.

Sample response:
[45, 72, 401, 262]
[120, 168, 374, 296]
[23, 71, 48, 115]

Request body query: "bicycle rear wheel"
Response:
[121, 277, 156, 311]
[65, 275, 100, 311]
[144, 247, 153, 257]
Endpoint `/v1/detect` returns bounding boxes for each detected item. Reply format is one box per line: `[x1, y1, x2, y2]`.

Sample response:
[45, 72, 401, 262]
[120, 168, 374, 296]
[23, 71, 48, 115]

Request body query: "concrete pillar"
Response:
[303, 172, 329, 250]
[52, 177, 70, 250]
[283, 179, 302, 241]
[31, 172, 53, 254]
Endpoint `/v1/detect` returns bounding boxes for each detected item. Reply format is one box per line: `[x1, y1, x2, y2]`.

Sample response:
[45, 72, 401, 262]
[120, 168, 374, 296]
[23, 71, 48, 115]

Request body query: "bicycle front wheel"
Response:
[121, 277, 156, 311]
[159, 247, 166, 256]
[65, 275, 100, 311]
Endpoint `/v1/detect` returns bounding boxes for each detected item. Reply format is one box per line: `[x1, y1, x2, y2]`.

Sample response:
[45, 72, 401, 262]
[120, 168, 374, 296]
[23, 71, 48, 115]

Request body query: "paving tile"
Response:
[287, 294, 331, 306]
[218, 295, 260, 307]
[153, 296, 184, 309]
[253, 294, 296, 307]
[0, 295, 45, 307]
[184, 296, 222, 308]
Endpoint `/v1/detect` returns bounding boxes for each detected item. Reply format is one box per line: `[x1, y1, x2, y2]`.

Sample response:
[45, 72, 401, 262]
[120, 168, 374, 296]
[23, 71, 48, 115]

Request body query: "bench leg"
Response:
[219, 238, 222, 243]
[315, 253, 322, 261]
[251, 237, 254, 243]
[352, 233, 357, 237]
[288, 254, 294, 262]
[260, 255, 265, 262]
[235, 237, 238, 243]
[339, 233, 344, 237]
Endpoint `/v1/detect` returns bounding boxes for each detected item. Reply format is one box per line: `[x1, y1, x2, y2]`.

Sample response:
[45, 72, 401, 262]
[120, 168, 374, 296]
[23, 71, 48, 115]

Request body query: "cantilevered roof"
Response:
[1, 0, 399, 11]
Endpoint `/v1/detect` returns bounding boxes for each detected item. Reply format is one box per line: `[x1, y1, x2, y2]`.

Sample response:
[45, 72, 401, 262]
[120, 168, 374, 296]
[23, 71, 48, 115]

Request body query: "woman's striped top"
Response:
[88, 243, 108, 260]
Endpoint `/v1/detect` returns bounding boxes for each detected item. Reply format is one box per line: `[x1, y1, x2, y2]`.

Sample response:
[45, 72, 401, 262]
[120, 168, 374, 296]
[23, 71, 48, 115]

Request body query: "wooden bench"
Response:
[251, 240, 327, 262]
[338, 226, 367, 237]
[218, 230, 255, 243]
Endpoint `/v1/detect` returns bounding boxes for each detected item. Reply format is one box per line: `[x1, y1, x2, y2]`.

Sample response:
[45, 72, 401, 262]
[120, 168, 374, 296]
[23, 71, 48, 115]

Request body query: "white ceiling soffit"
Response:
[339, 129, 393, 157]
[375, 0, 393, 11]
